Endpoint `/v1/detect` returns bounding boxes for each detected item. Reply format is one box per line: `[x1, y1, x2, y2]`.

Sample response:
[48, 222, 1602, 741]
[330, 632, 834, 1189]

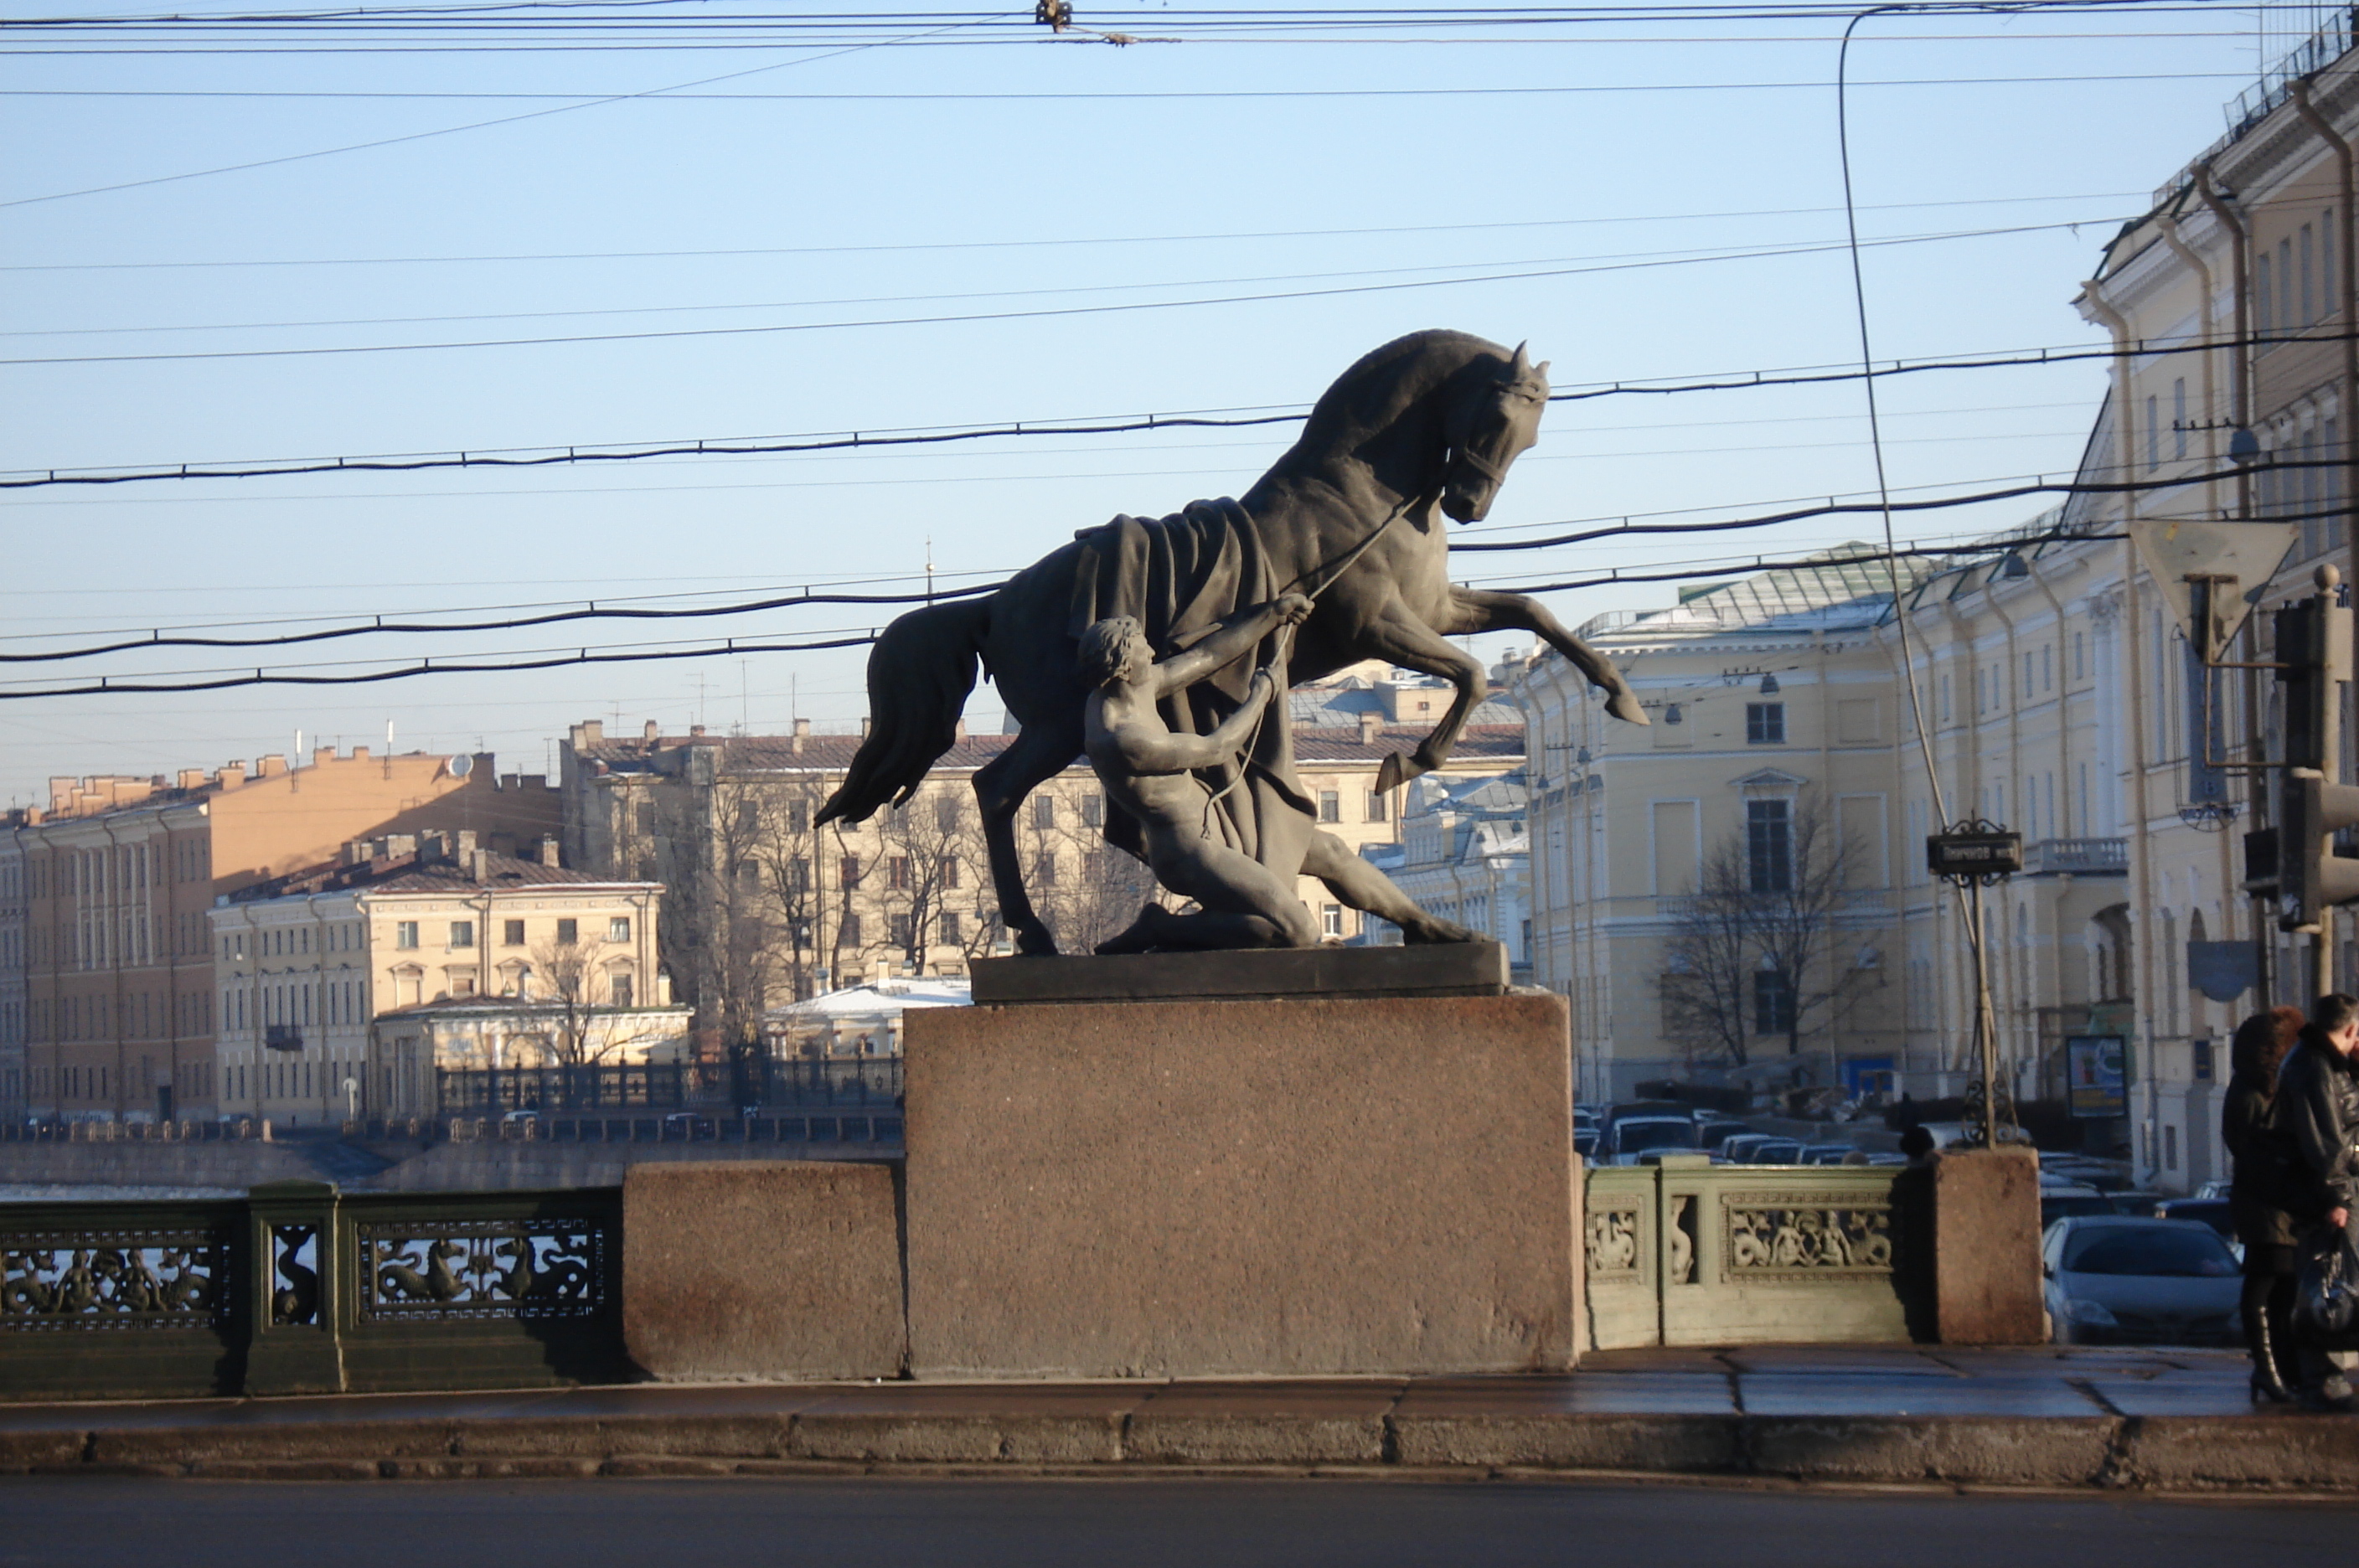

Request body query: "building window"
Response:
[556, 918, 578, 946]
[1747, 799, 1792, 893]
[839, 855, 862, 890]
[611, 973, 634, 1008]
[1082, 793, 1105, 828]
[1321, 903, 1345, 938]
[890, 914, 915, 950]
[889, 856, 911, 890]
[1034, 853, 1058, 886]
[503, 920, 525, 947]
[450, 921, 474, 949]
[941, 911, 963, 944]
[608, 916, 631, 942]
[943, 856, 960, 890]
[1366, 791, 1388, 823]
[840, 914, 863, 947]
[1318, 790, 1340, 823]
[395, 921, 419, 951]
[1033, 797, 1056, 831]
[1745, 703, 1785, 745]
[1753, 969, 1795, 1035]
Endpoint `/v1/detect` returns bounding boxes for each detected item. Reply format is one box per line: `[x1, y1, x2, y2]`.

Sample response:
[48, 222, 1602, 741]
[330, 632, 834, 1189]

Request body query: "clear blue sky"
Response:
[0, 2, 2308, 806]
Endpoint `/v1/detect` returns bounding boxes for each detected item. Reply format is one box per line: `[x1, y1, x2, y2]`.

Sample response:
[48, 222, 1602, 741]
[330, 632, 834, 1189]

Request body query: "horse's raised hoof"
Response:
[1012, 927, 1061, 957]
[1376, 751, 1412, 793]
[1607, 689, 1649, 725]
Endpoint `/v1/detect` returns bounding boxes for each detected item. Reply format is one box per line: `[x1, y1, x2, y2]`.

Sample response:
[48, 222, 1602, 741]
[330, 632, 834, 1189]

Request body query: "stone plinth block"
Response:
[903, 989, 1578, 1380]
[622, 1161, 905, 1381]
[1933, 1148, 2044, 1345]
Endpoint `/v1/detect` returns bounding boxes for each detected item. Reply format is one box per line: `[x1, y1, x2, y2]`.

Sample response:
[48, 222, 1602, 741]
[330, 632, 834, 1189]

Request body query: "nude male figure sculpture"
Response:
[1081, 594, 1321, 952]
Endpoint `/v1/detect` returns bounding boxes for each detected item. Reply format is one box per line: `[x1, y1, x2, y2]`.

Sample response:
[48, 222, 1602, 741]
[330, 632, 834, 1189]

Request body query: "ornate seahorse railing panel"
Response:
[356, 1217, 606, 1323]
[0, 1225, 229, 1333]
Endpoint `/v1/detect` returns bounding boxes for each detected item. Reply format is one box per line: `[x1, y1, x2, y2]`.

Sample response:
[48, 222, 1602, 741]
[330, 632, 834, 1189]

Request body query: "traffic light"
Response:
[2278, 769, 2359, 931]
[2276, 598, 2339, 771]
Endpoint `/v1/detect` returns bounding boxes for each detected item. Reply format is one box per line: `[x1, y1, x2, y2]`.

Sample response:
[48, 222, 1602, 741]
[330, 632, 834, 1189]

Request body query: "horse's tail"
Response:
[817, 596, 992, 827]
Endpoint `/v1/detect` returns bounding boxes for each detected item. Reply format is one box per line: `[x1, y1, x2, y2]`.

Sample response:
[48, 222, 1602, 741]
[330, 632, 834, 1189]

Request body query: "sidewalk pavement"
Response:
[2, 1345, 2354, 1493]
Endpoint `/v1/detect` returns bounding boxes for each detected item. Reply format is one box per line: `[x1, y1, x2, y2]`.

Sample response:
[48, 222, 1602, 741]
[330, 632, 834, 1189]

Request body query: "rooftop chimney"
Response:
[351, 746, 369, 761]
[952, 719, 968, 743]
[456, 830, 478, 860]
[643, 720, 660, 743]
[177, 770, 208, 790]
[689, 724, 706, 738]
[539, 836, 562, 868]
[470, 848, 489, 883]
[217, 764, 246, 790]
[256, 754, 287, 779]
[1357, 711, 1385, 745]
[792, 717, 810, 755]
[313, 747, 335, 768]
[577, 720, 604, 745]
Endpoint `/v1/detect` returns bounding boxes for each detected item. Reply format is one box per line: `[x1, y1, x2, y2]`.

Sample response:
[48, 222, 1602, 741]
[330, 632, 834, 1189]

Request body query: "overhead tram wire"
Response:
[0, 218, 2137, 364]
[2, 461, 2342, 673]
[36, 496, 2359, 704]
[10, 322, 2351, 493]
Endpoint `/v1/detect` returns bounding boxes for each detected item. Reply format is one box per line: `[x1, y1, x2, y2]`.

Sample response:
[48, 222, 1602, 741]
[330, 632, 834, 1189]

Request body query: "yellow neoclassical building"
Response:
[208, 830, 681, 1127]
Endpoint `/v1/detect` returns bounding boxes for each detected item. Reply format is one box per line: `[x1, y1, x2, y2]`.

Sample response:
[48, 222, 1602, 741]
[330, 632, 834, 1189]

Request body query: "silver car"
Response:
[2042, 1216, 2242, 1347]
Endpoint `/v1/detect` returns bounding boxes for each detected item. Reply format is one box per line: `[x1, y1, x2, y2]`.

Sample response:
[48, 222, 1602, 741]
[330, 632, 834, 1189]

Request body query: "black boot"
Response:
[2266, 1273, 2305, 1397]
[2245, 1273, 2295, 1404]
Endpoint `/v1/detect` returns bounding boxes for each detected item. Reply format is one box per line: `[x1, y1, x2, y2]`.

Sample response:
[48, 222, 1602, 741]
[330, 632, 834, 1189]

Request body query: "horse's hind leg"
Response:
[1445, 585, 1646, 725]
[973, 716, 1086, 957]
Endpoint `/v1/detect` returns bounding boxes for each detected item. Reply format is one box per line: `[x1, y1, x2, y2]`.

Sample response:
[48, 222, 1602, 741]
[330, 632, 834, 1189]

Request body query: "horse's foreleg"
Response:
[972, 720, 1085, 957]
[1352, 600, 1489, 792]
[1444, 586, 1647, 725]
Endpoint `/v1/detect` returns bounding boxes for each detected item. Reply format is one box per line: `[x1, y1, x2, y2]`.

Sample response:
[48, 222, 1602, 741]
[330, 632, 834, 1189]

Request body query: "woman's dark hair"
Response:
[2231, 1005, 2305, 1086]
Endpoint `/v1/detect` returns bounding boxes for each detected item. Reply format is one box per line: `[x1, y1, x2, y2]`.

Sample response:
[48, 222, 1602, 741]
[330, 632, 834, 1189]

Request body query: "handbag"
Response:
[2295, 1223, 2359, 1349]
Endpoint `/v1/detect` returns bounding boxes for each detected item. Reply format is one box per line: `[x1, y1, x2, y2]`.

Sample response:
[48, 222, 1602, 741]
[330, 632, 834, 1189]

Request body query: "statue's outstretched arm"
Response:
[1154, 593, 1313, 696]
[1111, 669, 1279, 776]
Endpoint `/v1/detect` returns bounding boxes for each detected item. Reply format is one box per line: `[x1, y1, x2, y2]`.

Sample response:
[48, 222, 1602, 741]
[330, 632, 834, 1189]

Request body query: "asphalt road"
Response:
[0, 1478, 2347, 1567]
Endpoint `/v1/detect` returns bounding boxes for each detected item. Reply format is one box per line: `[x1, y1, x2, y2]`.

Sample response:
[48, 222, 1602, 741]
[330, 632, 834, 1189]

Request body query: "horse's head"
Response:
[1439, 343, 1550, 523]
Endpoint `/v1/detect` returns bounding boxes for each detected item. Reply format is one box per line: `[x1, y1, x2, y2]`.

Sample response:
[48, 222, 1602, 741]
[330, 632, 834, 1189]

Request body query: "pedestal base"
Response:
[902, 981, 1577, 1380]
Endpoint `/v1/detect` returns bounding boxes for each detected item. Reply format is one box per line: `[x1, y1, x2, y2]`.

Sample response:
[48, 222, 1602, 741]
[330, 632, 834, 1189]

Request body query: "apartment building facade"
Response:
[1, 749, 561, 1124]
[210, 833, 679, 1124]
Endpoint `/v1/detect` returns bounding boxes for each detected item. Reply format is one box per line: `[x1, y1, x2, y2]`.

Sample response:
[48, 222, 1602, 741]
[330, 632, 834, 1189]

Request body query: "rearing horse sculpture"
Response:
[819, 329, 1645, 955]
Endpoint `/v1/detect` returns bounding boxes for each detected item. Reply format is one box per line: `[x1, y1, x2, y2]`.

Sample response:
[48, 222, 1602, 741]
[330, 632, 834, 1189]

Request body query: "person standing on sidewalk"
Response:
[2224, 1006, 2306, 1403]
[2276, 992, 2359, 1413]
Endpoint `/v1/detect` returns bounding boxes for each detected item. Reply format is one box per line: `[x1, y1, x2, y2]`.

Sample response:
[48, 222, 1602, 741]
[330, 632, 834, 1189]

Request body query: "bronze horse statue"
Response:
[819, 329, 1644, 955]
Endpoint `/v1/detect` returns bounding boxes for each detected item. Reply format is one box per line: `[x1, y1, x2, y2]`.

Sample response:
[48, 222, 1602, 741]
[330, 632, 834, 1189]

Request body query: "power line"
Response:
[0, 219, 2123, 367]
[0, 188, 2147, 273]
[9, 322, 2336, 493]
[3, 461, 2332, 682]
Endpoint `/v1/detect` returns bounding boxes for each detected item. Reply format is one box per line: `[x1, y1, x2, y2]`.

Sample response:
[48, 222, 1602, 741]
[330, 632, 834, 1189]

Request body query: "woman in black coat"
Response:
[2223, 1006, 2305, 1402]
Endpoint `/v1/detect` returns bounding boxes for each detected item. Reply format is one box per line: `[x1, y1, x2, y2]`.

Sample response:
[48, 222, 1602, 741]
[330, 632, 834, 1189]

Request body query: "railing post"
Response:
[244, 1180, 345, 1395]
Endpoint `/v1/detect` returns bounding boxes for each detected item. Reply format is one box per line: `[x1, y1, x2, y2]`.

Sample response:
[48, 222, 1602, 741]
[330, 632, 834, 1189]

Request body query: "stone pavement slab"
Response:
[0, 1345, 2351, 1491]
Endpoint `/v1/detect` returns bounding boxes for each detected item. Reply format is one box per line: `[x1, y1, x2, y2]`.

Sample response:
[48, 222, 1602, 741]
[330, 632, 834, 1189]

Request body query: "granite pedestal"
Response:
[902, 944, 1579, 1380]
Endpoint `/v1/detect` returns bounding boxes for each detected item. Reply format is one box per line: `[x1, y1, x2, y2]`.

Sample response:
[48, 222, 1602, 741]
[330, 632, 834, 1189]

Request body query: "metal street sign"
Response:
[2125, 517, 2301, 663]
[1927, 827, 2022, 880]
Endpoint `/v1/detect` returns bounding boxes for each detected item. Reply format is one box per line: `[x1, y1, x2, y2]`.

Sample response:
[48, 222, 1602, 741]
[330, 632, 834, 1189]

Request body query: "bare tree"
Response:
[874, 785, 999, 970]
[745, 778, 831, 1002]
[658, 775, 779, 1046]
[524, 935, 627, 1066]
[1023, 790, 1164, 955]
[1660, 794, 1865, 1070]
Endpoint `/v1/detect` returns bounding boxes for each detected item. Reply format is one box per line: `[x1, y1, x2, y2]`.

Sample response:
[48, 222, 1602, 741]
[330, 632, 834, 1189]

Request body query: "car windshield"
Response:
[2063, 1227, 2238, 1277]
[1618, 1121, 1698, 1152]
[1751, 1142, 1804, 1162]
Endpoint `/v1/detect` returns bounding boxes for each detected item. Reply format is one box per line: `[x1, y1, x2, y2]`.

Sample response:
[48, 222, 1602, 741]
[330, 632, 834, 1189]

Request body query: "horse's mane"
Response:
[1291, 328, 1505, 452]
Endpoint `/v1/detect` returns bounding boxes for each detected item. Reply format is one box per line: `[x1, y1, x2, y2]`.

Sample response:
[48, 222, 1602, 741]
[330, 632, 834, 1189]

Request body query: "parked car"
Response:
[1606, 1116, 1701, 1165]
[1718, 1132, 1778, 1163]
[2153, 1197, 2238, 1249]
[1697, 1119, 1752, 1153]
[1574, 1126, 1599, 1159]
[1738, 1138, 1808, 1164]
[2039, 1184, 2114, 1230]
[2042, 1217, 2242, 1346]
[1799, 1144, 1861, 1165]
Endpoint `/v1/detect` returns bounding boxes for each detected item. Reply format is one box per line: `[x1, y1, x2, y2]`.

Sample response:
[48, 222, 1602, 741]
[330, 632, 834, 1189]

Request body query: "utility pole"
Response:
[2268, 566, 2359, 993]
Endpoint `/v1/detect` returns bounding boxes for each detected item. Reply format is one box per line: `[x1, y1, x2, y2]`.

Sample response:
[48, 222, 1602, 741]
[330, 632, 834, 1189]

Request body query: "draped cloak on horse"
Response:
[1066, 496, 1319, 879]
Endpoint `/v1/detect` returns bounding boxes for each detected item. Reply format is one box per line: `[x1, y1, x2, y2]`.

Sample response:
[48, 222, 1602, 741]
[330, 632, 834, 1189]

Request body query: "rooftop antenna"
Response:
[925, 536, 935, 605]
